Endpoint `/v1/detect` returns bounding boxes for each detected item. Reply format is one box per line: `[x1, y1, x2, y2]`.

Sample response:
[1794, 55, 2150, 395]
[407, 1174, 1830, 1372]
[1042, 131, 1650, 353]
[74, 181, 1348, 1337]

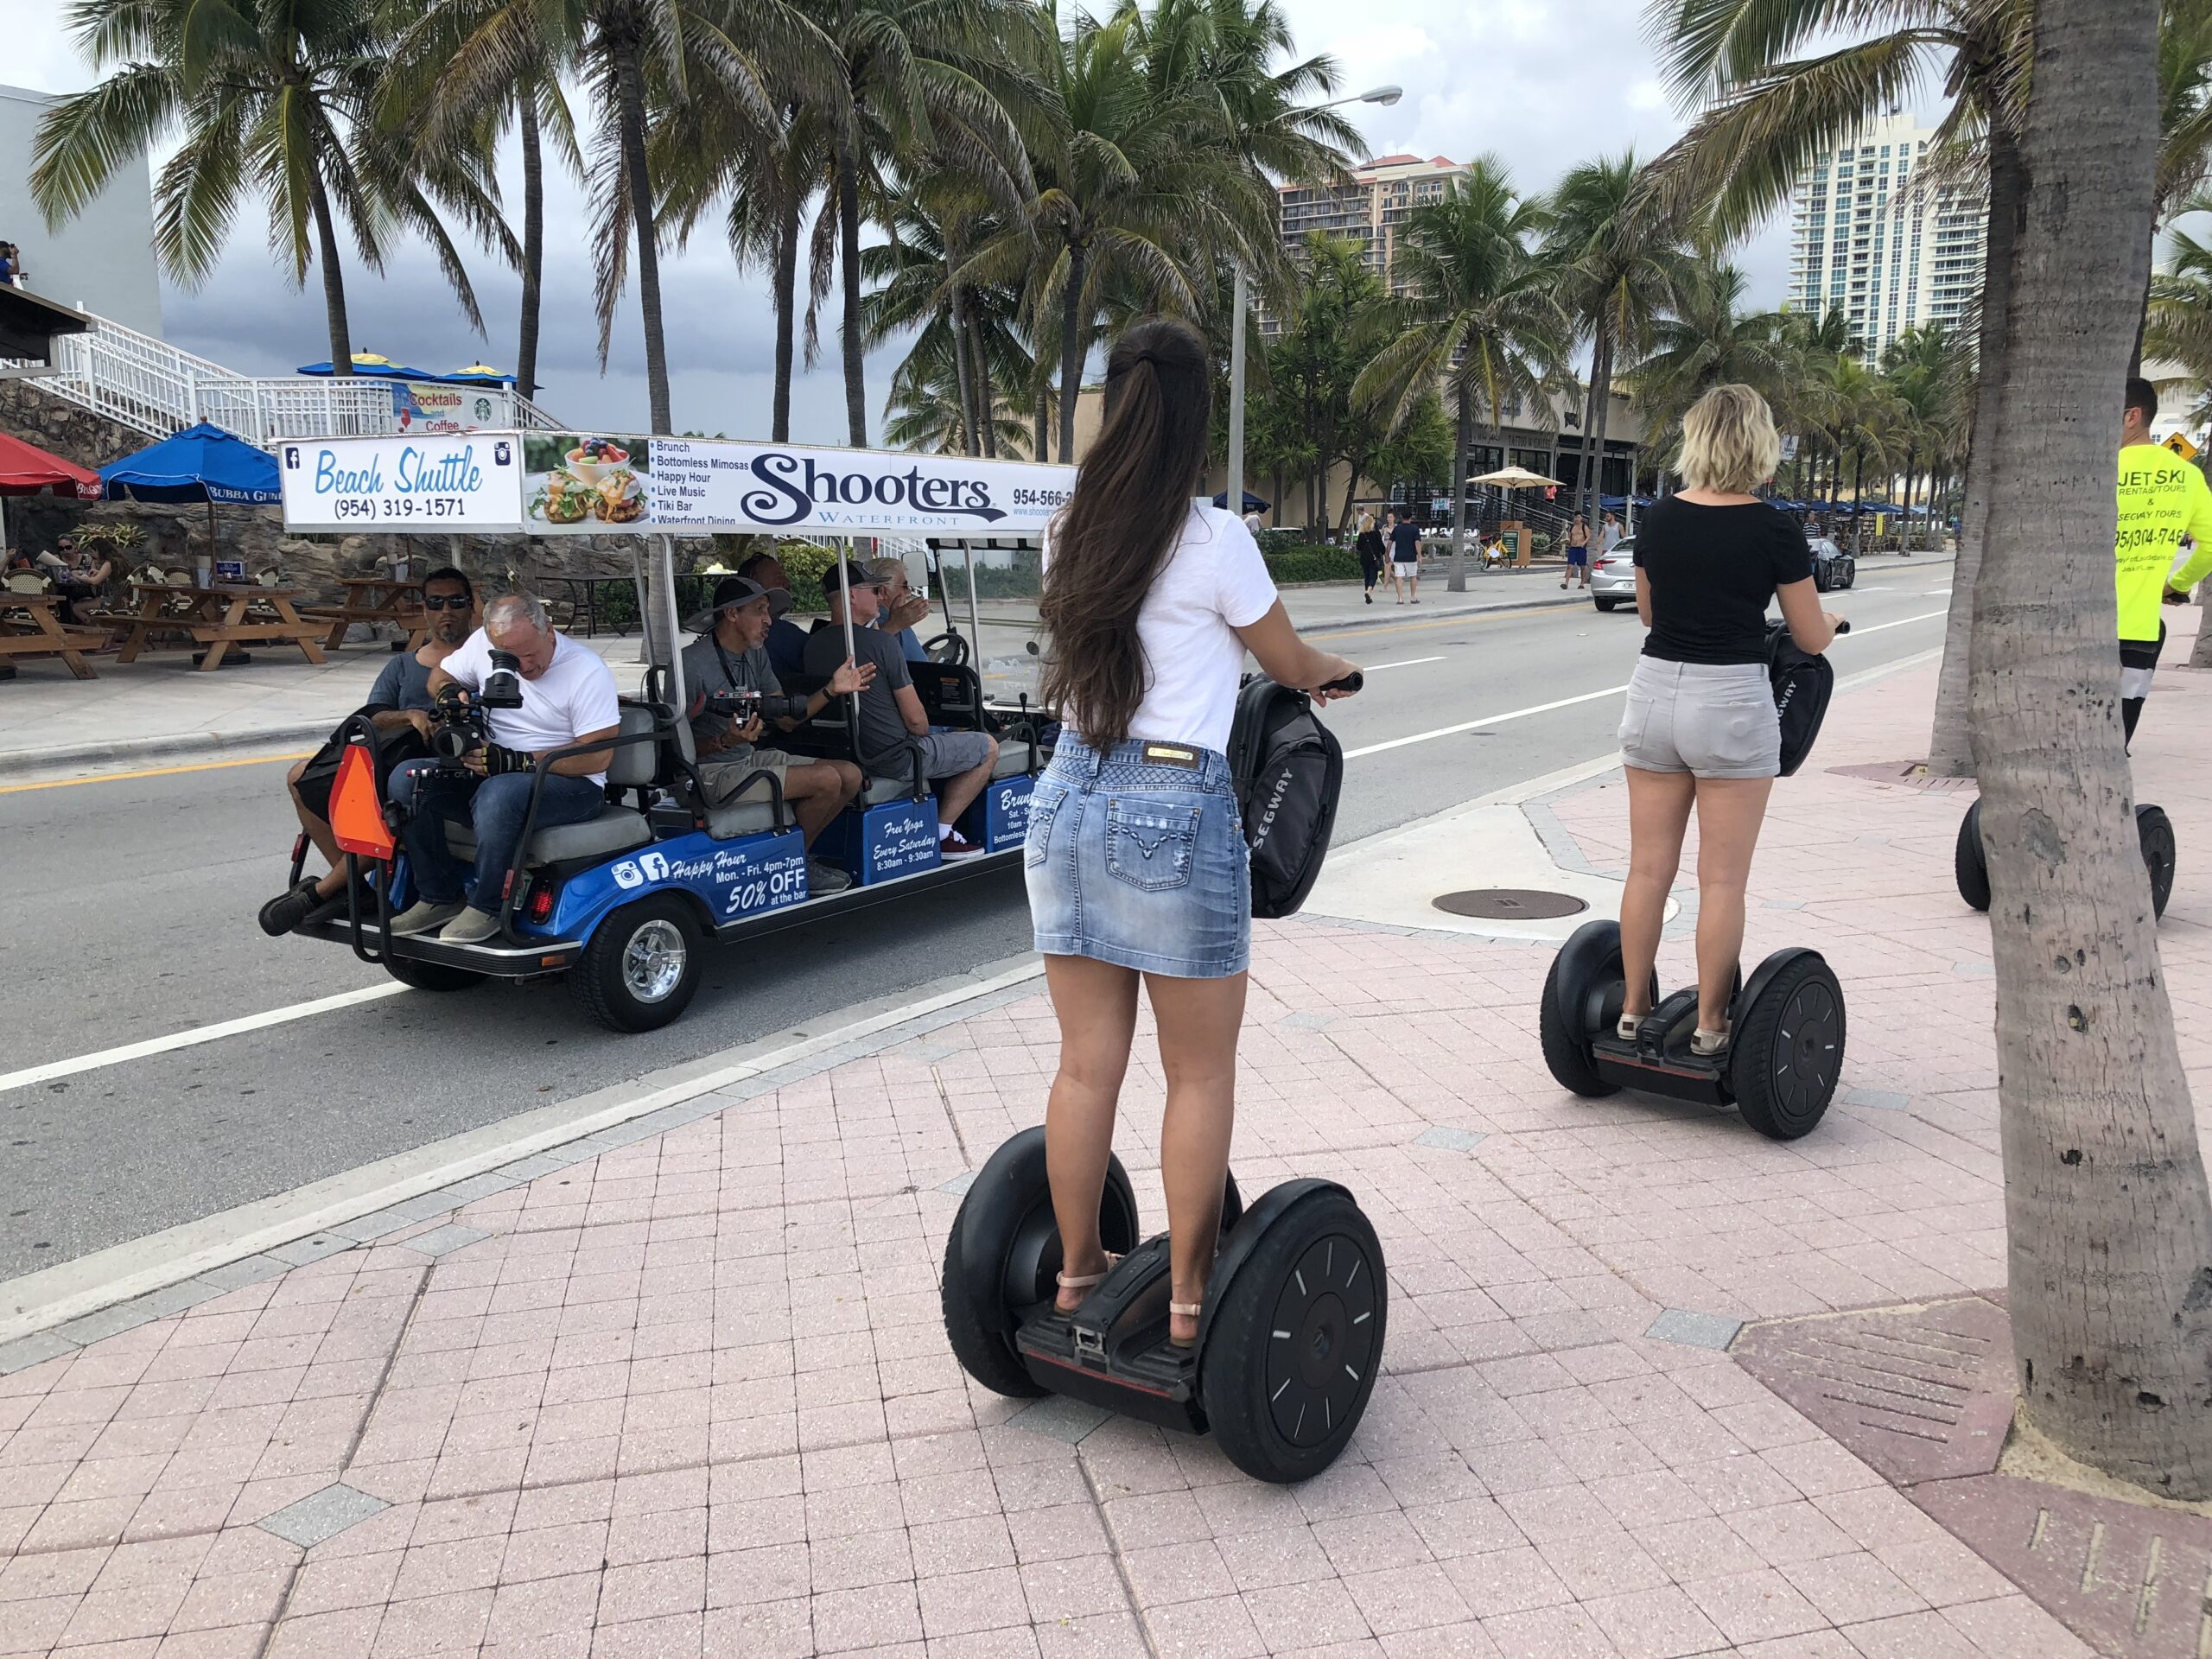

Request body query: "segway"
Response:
[1954, 798, 2175, 920]
[1537, 618, 1853, 1140]
[942, 1128, 1386, 1484]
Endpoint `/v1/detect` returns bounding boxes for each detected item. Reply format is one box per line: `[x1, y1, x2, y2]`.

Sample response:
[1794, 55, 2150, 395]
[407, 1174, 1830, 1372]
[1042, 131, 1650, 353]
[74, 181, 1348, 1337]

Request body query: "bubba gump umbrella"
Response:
[99, 422, 282, 572]
[0, 432, 101, 553]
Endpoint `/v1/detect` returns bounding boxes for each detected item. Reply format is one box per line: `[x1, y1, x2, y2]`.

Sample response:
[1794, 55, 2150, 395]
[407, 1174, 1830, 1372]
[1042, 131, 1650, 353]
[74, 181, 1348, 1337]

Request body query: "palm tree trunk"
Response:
[515, 90, 545, 404]
[1058, 242, 1086, 463]
[1850, 447, 1866, 550]
[972, 331, 996, 458]
[835, 136, 868, 448]
[612, 39, 672, 434]
[1033, 388, 1047, 461]
[1929, 124, 2025, 777]
[1586, 334, 1617, 524]
[772, 188, 799, 443]
[305, 169, 353, 377]
[1968, 0, 2212, 1498]
[1448, 382, 1472, 592]
[947, 242, 977, 457]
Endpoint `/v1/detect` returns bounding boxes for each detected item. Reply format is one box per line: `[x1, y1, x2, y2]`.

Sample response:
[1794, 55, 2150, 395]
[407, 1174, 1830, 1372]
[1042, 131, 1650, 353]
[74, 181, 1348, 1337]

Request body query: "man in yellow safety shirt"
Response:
[2118, 376, 2212, 745]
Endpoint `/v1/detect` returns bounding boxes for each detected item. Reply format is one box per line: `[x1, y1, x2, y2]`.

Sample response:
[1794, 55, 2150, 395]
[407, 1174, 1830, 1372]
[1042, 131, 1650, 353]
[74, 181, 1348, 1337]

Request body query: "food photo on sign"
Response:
[524, 433, 652, 531]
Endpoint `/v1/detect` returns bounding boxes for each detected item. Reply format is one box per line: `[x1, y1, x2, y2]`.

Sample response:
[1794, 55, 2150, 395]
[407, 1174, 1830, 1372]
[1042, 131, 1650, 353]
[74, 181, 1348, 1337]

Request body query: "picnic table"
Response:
[112, 582, 330, 671]
[0, 593, 104, 680]
[302, 575, 429, 652]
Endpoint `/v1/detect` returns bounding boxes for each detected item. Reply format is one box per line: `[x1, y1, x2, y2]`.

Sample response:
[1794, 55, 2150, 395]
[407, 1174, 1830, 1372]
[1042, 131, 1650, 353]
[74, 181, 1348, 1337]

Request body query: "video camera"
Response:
[704, 687, 810, 725]
[428, 648, 527, 766]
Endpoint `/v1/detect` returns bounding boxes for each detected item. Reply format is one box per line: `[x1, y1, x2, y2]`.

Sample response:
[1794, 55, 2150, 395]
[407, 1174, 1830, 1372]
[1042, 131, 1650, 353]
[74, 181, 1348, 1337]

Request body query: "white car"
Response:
[1590, 537, 1637, 611]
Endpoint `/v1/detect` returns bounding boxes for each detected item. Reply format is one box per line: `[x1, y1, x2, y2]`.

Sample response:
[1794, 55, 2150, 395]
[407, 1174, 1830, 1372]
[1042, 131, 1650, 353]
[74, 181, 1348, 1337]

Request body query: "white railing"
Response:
[13, 310, 561, 445]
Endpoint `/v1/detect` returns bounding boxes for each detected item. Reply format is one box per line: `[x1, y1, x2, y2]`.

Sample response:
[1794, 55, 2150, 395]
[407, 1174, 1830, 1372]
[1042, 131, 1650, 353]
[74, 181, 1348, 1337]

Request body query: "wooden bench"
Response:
[0, 594, 105, 679]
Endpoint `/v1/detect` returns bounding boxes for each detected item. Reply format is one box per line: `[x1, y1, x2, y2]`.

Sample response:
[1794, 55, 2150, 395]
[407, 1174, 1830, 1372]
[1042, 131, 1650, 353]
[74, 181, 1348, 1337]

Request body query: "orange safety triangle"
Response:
[329, 742, 396, 861]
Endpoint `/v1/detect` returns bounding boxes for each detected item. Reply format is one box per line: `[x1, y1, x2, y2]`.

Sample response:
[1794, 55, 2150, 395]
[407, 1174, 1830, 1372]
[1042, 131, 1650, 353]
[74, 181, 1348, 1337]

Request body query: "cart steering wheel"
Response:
[925, 630, 970, 666]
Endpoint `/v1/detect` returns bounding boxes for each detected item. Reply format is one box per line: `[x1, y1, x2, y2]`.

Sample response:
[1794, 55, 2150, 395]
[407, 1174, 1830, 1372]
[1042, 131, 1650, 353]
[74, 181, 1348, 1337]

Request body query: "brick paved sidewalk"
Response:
[3, 637, 2204, 1659]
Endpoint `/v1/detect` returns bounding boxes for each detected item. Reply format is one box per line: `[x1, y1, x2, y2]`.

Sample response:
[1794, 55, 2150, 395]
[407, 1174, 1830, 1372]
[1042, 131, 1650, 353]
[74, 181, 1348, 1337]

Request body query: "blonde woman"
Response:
[1616, 385, 1842, 1055]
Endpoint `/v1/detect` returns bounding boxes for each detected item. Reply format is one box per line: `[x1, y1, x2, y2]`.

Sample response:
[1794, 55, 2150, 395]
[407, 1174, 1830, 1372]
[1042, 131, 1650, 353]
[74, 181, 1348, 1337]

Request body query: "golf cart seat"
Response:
[993, 738, 1035, 779]
[664, 698, 792, 842]
[443, 704, 658, 867]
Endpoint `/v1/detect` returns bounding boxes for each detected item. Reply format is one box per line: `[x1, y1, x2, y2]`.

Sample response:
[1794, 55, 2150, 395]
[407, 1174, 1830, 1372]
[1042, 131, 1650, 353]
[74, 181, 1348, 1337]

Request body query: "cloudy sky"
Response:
[11, 0, 1823, 444]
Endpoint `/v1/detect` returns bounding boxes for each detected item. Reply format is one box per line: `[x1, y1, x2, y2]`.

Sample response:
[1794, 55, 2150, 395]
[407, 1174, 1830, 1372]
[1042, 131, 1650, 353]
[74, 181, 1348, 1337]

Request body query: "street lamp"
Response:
[1226, 86, 1403, 529]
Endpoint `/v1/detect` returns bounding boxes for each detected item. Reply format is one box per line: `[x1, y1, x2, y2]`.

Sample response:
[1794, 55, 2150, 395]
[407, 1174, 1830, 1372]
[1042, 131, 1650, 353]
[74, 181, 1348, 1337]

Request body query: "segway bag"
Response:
[1227, 677, 1344, 919]
[1765, 621, 1836, 778]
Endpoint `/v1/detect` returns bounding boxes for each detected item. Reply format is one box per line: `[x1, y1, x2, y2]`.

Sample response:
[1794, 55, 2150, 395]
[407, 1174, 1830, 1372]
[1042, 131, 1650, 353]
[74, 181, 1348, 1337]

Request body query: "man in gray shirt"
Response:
[804, 561, 996, 859]
[683, 576, 874, 893]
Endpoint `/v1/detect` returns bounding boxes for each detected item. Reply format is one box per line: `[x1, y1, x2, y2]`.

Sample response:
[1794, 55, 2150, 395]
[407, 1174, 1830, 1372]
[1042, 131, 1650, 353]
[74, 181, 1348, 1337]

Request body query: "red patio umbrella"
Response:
[0, 432, 102, 499]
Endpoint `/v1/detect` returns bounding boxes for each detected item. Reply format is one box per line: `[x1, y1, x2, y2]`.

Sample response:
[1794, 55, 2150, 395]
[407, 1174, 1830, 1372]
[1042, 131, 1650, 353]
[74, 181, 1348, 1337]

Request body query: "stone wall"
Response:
[1, 376, 747, 603]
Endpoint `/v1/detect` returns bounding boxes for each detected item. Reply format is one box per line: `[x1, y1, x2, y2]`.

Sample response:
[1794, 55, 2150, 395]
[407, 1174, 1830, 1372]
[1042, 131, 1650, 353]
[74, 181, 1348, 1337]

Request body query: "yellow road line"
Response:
[0, 751, 315, 795]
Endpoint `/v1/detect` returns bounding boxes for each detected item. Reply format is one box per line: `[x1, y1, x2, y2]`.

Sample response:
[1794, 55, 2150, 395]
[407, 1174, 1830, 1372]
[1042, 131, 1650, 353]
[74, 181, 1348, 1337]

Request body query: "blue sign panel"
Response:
[959, 774, 1033, 854]
[531, 828, 808, 938]
[823, 798, 940, 887]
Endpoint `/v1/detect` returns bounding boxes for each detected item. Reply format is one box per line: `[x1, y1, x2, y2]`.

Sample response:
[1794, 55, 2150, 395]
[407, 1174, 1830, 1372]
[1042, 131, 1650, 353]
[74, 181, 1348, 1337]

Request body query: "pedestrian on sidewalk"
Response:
[1030, 317, 1360, 1351]
[1614, 385, 1841, 1055]
[1563, 512, 1591, 589]
[1387, 509, 1421, 602]
[1356, 509, 1385, 603]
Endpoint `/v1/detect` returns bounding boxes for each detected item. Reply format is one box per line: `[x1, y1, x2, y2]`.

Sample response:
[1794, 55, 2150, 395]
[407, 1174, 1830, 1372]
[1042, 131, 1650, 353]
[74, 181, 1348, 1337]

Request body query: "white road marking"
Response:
[1363, 656, 1446, 671]
[1341, 609, 1948, 762]
[0, 984, 410, 1096]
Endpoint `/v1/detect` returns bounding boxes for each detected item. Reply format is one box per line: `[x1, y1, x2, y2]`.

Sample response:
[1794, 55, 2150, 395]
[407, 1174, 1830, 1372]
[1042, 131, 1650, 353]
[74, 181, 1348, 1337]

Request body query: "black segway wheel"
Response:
[1955, 800, 1992, 912]
[1731, 955, 1846, 1140]
[1540, 950, 1613, 1097]
[1203, 1192, 1385, 1484]
[941, 1128, 1140, 1398]
[2138, 804, 2177, 920]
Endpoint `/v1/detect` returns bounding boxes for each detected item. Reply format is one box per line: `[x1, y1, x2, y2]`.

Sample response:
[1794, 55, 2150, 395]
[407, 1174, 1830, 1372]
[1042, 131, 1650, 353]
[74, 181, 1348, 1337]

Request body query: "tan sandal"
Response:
[1691, 1027, 1730, 1058]
[1168, 1300, 1203, 1349]
[1054, 1255, 1118, 1312]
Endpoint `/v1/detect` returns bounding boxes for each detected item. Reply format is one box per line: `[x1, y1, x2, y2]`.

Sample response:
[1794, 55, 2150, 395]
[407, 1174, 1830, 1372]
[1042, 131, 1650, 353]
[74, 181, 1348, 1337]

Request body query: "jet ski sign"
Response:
[649, 437, 1076, 534]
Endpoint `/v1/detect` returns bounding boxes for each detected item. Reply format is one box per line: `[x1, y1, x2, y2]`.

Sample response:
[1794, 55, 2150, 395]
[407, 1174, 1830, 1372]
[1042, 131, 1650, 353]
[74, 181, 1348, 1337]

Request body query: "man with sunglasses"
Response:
[259, 566, 478, 934]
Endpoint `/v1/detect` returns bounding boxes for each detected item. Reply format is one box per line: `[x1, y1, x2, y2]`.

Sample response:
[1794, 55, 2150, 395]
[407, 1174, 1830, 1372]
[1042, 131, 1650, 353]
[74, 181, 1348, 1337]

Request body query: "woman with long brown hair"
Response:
[1029, 317, 1359, 1349]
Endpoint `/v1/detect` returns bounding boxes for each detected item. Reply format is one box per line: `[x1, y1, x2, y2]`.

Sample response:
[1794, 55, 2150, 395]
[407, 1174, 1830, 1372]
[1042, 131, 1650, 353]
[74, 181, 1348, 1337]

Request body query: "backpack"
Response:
[1226, 677, 1345, 919]
[1765, 620, 1837, 777]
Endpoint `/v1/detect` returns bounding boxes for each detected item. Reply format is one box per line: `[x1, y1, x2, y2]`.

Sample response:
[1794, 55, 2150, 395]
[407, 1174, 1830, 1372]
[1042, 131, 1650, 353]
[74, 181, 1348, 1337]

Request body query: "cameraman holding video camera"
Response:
[388, 593, 621, 943]
[682, 575, 873, 893]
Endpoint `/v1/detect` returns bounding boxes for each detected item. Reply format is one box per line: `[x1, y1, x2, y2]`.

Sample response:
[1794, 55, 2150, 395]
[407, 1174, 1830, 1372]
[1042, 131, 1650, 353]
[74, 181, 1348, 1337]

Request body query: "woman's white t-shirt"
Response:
[1043, 502, 1280, 754]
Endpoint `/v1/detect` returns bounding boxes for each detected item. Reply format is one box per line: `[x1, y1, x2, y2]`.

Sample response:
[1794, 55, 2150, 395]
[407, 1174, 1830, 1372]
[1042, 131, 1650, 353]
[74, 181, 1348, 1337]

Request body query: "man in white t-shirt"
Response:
[389, 593, 621, 942]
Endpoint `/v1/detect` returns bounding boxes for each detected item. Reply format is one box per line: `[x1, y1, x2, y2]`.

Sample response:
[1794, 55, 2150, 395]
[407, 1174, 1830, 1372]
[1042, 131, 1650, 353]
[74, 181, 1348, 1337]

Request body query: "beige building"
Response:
[1267, 155, 1472, 334]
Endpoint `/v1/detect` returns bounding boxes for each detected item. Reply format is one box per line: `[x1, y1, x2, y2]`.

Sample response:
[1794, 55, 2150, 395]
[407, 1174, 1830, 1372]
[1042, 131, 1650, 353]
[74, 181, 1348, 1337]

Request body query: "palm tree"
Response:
[1879, 323, 1967, 551]
[1630, 262, 1792, 445]
[575, 0, 842, 435]
[1547, 154, 1687, 529]
[32, 0, 508, 378]
[383, 0, 585, 404]
[1355, 162, 1572, 590]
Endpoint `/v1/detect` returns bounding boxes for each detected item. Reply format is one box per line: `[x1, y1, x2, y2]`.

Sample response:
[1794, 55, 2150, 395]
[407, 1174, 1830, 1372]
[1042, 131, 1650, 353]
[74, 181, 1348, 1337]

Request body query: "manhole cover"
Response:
[1733, 1294, 2014, 1484]
[1432, 888, 1588, 919]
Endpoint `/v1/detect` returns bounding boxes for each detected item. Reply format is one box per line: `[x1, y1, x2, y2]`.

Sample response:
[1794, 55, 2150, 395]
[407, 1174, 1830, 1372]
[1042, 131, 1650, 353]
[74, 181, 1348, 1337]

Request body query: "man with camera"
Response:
[682, 575, 873, 893]
[388, 593, 621, 942]
[804, 561, 996, 859]
[258, 565, 478, 936]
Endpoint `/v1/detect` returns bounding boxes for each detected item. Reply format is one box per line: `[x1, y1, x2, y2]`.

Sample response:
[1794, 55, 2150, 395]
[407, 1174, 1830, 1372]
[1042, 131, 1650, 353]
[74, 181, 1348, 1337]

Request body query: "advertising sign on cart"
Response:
[522, 432, 655, 535]
[277, 432, 524, 531]
[649, 436, 1075, 535]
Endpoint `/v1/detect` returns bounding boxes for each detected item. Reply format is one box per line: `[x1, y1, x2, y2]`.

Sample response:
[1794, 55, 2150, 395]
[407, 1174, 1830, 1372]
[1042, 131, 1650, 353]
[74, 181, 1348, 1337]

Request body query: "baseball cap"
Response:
[683, 574, 792, 634]
[827, 559, 886, 596]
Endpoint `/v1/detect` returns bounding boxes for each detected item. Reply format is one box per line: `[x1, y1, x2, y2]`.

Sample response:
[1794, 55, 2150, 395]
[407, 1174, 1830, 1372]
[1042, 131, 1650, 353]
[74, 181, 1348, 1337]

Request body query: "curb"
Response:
[0, 722, 332, 783]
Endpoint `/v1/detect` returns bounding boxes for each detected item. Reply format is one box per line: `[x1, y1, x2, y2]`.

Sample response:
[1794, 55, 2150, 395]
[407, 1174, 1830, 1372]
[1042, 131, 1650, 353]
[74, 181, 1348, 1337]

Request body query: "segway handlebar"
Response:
[1318, 671, 1363, 695]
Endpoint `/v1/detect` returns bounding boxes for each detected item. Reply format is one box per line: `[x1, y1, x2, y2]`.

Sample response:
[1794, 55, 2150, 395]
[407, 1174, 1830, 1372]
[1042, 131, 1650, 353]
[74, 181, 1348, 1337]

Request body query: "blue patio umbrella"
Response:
[101, 422, 282, 576]
[441, 364, 515, 385]
[296, 351, 438, 380]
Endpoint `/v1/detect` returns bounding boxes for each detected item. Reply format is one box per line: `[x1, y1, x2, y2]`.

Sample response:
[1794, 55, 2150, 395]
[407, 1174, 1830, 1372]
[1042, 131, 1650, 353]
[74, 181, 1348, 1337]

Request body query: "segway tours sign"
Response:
[279, 430, 1078, 536]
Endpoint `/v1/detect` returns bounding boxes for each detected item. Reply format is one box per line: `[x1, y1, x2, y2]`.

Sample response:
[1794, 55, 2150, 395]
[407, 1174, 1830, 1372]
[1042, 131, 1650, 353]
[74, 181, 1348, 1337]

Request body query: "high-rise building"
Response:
[1268, 155, 1471, 333]
[1784, 112, 1985, 365]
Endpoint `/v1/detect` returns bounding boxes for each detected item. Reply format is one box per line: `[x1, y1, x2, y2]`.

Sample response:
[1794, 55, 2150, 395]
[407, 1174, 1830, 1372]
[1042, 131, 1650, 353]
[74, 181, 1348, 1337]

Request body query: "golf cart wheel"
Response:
[1548, 942, 1618, 1096]
[2139, 804, 2177, 920]
[941, 1127, 1140, 1398]
[383, 957, 485, 994]
[1203, 1191, 1386, 1484]
[575, 895, 702, 1033]
[1592, 596, 1621, 612]
[1731, 955, 1846, 1141]
[1955, 800, 1992, 912]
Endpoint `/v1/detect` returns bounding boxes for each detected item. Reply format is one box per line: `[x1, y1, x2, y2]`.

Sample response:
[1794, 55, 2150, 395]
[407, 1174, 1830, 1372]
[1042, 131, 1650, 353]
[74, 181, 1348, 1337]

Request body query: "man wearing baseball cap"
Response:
[682, 575, 875, 893]
[804, 560, 997, 858]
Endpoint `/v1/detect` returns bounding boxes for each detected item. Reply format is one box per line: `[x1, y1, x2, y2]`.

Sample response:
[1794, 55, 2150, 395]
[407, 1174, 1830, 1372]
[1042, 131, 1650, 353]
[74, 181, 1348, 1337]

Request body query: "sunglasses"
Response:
[423, 592, 472, 611]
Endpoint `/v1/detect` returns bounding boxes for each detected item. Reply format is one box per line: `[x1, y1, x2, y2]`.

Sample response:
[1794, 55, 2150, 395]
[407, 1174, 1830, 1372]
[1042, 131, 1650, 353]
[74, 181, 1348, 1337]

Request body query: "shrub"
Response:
[1262, 547, 1363, 584]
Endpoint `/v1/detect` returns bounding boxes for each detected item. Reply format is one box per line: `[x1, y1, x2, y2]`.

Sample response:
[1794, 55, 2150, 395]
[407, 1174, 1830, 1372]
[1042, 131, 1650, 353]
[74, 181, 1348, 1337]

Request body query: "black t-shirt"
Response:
[1389, 521, 1421, 559]
[1632, 497, 1813, 665]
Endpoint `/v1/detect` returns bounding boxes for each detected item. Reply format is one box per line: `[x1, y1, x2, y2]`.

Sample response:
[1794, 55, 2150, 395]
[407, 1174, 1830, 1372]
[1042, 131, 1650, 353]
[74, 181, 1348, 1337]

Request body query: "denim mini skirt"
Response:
[1025, 734, 1250, 978]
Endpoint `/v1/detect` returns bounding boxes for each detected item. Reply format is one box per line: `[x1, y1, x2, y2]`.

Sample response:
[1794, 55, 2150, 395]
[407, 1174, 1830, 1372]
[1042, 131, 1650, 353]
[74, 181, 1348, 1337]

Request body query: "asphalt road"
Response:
[0, 567, 1957, 1282]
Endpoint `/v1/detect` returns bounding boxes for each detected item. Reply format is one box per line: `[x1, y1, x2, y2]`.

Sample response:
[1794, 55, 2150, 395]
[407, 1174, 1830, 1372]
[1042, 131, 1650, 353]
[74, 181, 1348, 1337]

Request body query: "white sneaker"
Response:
[390, 901, 463, 937]
[439, 907, 502, 944]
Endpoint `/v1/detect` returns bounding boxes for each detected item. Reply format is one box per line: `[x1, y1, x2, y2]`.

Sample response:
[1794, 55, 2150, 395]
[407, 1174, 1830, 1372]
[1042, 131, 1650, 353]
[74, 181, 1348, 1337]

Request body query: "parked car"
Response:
[1590, 537, 1637, 611]
[1810, 536, 1856, 591]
